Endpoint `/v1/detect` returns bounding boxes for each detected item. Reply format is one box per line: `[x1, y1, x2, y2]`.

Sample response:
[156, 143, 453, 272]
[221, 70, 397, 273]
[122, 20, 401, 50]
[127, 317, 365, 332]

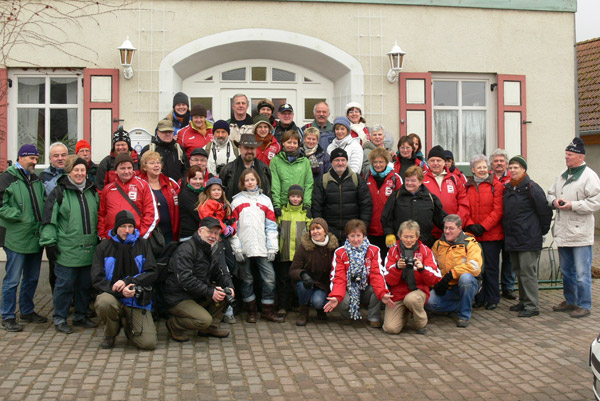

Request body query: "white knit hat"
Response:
[345, 102, 363, 116]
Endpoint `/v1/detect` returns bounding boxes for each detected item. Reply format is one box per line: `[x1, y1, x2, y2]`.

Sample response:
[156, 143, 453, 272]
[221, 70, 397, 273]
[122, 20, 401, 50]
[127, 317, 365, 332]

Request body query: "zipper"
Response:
[78, 191, 92, 235]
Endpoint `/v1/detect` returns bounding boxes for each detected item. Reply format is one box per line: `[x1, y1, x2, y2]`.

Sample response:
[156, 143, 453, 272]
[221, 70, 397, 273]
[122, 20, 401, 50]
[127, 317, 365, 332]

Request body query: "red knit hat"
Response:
[76, 139, 91, 154]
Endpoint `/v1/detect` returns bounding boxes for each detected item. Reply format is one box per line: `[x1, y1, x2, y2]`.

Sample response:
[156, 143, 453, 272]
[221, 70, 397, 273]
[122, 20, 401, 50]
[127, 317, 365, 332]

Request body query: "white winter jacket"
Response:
[547, 163, 600, 247]
[230, 189, 278, 257]
[205, 140, 238, 176]
[327, 134, 364, 174]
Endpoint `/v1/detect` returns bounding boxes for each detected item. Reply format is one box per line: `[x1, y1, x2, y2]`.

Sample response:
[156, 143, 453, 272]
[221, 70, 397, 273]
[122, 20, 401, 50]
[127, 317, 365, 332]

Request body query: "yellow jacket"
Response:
[432, 232, 482, 286]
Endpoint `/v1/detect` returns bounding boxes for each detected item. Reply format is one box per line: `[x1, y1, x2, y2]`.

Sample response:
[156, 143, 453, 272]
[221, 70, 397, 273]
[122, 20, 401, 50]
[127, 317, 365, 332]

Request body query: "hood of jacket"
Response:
[300, 231, 339, 252]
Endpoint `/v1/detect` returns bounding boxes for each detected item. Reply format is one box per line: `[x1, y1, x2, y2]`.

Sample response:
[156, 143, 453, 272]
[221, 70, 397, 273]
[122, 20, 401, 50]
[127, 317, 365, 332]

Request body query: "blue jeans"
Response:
[501, 244, 515, 291]
[1, 248, 43, 320]
[426, 273, 479, 320]
[53, 263, 92, 325]
[239, 257, 276, 304]
[296, 281, 327, 309]
[558, 246, 592, 310]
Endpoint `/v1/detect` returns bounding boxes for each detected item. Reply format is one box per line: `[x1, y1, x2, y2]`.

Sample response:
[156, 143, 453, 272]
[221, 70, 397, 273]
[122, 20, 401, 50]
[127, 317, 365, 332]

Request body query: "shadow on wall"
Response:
[584, 142, 600, 229]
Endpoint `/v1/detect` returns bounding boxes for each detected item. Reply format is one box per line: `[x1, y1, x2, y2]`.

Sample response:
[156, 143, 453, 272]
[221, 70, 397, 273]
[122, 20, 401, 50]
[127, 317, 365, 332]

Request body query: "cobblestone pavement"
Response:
[0, 261, 599, 401]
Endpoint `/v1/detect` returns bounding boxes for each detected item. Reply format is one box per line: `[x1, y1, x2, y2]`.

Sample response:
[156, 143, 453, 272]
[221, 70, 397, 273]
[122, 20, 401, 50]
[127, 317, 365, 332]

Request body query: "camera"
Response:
[558, 200, 565, 206]
[351, 275, 362, 284]
[404, 256, 414, 270]
[134, 285, 152, 306]
[222, 287, 237, 308]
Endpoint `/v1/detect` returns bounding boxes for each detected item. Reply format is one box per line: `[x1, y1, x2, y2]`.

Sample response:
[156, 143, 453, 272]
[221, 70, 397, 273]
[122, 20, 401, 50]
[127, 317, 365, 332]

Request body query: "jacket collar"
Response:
[561, 163, 586, 184]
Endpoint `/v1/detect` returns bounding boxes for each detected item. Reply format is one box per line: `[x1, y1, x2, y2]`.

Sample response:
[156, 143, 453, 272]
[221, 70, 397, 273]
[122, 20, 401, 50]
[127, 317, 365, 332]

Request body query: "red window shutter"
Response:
[398, 72, 432, 152]
[497, 74, 527, 157]
[0, 68, 7, 170]
[83, 68, 120, 144]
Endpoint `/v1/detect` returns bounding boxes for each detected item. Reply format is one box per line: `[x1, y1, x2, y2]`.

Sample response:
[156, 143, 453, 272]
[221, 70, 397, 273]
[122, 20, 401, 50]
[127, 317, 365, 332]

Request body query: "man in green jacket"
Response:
[0, 145, 47, 332]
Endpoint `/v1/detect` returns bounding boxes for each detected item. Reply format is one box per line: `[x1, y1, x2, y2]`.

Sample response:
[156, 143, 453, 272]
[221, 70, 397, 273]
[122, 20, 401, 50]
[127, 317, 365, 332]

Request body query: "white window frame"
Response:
[7, 69, 84, 168]
[431, 73, 497, 166]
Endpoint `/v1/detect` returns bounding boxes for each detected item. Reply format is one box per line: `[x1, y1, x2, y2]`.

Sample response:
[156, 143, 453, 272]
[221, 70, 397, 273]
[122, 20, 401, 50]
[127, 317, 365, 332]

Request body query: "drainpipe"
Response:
[574, 12, 580, 138]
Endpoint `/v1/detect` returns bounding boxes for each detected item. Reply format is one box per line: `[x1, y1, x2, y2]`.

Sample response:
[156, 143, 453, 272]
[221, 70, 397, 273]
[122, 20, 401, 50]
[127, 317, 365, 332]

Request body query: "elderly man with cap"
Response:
[548, 138, 600, 318]
[205, 120, 239, 176]
[180, 147, 213, 187]
[327, 116, 364, 174]
[141, 119, 188, 182]
[303, 101, 335, 150]
[220, 133, 272, 201]
[96, 126, 140, 191]
[92, 210, 158, 350]
[76, 139, 98, 183]
[228, 93, 254, 143]
[0, 145, 47, 332]
[312, 147, 372, 243]
[273, 103, 303, 144]
[98, 153, 158, 240]
[164, 216, 234, 341]
[254, 114, 281, 166]
[422, 145, 470, 240]
[502, 155, 552, 317]
[177, 104, 214, 158]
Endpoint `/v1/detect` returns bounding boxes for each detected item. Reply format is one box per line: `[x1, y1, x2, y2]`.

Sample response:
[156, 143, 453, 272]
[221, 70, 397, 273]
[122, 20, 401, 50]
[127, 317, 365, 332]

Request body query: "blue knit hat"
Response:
[18, 144, 39, 158]
[333, 116, 351, 132]
[213, 120, 230, 135]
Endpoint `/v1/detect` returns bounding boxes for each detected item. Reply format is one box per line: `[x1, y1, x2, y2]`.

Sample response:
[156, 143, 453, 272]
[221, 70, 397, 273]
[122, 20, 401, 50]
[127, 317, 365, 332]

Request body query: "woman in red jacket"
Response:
[324, 219, 387, 328]
[464, 154, 504, 310]
[382, 220, 441, 335]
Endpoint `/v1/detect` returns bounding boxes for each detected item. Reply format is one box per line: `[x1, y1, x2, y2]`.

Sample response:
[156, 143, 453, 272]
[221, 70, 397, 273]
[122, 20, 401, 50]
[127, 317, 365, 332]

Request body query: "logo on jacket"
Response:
[447, 183, 455, 193]
[128, 185, 138, 201]
[385, 186, 393, 196]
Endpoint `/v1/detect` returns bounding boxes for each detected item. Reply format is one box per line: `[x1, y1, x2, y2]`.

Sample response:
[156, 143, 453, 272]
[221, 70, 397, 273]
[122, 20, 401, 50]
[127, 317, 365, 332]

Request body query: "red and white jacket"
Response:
[138, 173, 181, 241]
[382, 240, 441, 302]
[98, 176, 158, 239]
[328, 244, 387, 303]
[198, 198, 237, 235]
[365, 170, 402, 236]
[177, 125, 214, 158]
[255, 136, 281, 166]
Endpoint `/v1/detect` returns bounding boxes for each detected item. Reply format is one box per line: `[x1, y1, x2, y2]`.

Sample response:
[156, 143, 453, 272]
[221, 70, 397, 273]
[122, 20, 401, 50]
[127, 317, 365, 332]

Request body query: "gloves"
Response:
[465, 224, 486, 237]
[46, 245, 61, 262]
[303, 205, 312, 219]
[385, 234, 396, 248]
[300, 272, 314, 289]
[267, 252, 276, 262]
[223, 225, 235, 237]
[234, 252, 246, 263]
[433, 271, 453, 297]
[274, 208, 282, 217]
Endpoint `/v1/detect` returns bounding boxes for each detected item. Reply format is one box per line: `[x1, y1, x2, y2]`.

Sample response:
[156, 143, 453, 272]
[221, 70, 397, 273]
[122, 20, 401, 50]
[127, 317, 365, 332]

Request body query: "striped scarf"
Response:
[344, 238, 370, 320]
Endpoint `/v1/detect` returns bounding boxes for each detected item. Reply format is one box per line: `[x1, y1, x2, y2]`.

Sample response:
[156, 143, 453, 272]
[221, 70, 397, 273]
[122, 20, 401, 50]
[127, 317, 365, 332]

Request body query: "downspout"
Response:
[574, 11, 580, 138]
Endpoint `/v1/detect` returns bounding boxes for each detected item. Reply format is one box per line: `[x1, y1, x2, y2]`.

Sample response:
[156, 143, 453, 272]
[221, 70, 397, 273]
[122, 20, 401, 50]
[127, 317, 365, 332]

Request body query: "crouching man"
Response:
[164, 217, 234, 342]
[92, 210, 158, 350]
[426, 214, 482, 328]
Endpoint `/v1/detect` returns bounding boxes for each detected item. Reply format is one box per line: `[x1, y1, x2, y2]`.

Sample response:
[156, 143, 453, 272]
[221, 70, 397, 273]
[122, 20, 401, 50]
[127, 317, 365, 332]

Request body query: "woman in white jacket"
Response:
[327, 116, 364, 174]
[230, 168, 283, 323]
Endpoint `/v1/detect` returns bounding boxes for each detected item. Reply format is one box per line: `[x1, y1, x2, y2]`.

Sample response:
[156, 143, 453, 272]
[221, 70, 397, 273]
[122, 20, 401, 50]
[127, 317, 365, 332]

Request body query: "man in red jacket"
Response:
[98, 154, 158, 239]
[422, 145, 470, 239]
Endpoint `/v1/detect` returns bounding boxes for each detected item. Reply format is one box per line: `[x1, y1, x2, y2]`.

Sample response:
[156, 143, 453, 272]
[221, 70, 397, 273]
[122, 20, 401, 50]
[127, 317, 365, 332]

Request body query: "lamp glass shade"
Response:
[118, 37, 136, 66]
[387, 43, 406, 71]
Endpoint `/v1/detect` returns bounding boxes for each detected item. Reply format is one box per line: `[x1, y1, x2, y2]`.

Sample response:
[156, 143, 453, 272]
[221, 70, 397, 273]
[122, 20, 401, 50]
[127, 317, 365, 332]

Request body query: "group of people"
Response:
[1, 90, 599, 351]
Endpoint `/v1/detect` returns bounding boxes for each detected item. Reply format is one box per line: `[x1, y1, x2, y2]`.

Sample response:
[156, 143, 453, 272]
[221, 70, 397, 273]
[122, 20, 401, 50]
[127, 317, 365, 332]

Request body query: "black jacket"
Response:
[164, 232, 234, 308]
[311, 168, 372, 241]
[219, 156, 272, 202]
[178, 184, 202, 238]
[502, 175, 553, 252]
[380, 184, 446, 248]
[141, 137, 189, 182]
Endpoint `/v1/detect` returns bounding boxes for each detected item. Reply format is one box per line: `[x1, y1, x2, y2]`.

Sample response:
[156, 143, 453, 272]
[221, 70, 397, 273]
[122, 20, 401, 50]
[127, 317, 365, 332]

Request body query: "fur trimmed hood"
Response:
[300, 231, 338, 251]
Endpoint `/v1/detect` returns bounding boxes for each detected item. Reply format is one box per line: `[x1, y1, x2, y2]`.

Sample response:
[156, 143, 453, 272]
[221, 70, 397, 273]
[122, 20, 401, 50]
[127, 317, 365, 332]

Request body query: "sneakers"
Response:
[20, 312, 48, 323]
[569, 307, 590, 318]
[166, 320, 189, 342]
[198, 326, 230, 338]
[502, 290, 517, 300]
[55, 322, 73, 334]
[73, 318, 98, 328]
[416, 326, 427, 335]
[100, 336, 115, 349]
[457, 319, 470, 328]
[2, 318, 23, 332]
[509, 304, 525, 312]
[518, 310, 539, 318]
[553, 301, 577, 312]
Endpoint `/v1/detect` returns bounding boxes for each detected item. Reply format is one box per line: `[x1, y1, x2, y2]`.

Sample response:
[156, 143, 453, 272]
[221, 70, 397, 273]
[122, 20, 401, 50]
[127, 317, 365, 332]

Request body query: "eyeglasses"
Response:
[146, 161, 161, 166]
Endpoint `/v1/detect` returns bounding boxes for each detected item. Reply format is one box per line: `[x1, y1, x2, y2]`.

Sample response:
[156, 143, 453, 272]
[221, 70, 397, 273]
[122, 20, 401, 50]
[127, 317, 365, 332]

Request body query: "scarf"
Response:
[311, 235, 329, 247]
[67, 175, 86, 192]
[187, 183, 204, 194]
[344, 237, 370, 320]
[257, 133, 274, 150]
[190, 120, 207, 136]
[562, 163, 586, 184]
[370, 164, 392, 178]
[304, 145, 318, 157]
[109, 232, 140, 285]
[510, 173, 527, 188]
[285, 149, 300, 163]
[473, 174, 489, 189]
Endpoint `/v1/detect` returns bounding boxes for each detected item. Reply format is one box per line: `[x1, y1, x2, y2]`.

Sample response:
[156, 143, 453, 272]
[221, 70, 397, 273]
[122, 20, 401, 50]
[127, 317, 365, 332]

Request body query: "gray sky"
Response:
[576, 0, 600, 42]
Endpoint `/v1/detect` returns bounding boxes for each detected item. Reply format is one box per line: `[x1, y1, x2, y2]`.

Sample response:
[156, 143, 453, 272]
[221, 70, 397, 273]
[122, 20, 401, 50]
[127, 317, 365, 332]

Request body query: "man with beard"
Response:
[205, 120, 238, 176]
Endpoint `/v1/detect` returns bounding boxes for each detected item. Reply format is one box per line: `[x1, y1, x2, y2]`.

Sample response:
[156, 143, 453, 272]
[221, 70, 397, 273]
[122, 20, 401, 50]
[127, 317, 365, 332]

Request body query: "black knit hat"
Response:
[213, 120, 230, 135]
[288, 184, 304, 198]
[428, 145, 446, 160]
[114, 210, 136, 229]
[566, 137, 585, 155]
[112, 127, 131, 151]
[330, 147, 348, 161]
[172, 92, 189, 108]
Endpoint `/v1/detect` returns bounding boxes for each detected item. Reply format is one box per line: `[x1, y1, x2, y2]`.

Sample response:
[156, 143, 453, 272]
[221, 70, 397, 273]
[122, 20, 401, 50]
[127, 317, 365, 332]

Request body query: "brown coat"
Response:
[289, 232, 338, 292]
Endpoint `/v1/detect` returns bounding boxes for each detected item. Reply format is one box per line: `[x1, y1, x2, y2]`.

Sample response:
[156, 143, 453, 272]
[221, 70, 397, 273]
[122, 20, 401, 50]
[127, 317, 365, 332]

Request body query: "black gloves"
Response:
[303, 205, 312, 219]
[274, 208, 282, 217]
[46, 245, 61, 263]
[433, 271, 453, 297]
[465, 224, 486, 237]
[300, 272, 314, 289]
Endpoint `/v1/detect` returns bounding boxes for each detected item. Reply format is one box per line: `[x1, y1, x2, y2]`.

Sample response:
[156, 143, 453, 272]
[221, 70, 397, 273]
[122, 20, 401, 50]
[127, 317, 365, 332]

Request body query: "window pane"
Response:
[221, 68, 245, 81]
[51, 77, 78, 104]
[433, 81, 457, 106]
[50, 109, 78, 153]
[18, 78, 45, 104]
[462, 111, 486, 162]
[462, 82, 486, 107]
[434, 110, 458, 154]
[191, 97, 213, 119]
[304, 98, 326, 120]
[251, 67, 267, 81]
[272, 68, 295, 82]
[17, 108, 45, 158]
